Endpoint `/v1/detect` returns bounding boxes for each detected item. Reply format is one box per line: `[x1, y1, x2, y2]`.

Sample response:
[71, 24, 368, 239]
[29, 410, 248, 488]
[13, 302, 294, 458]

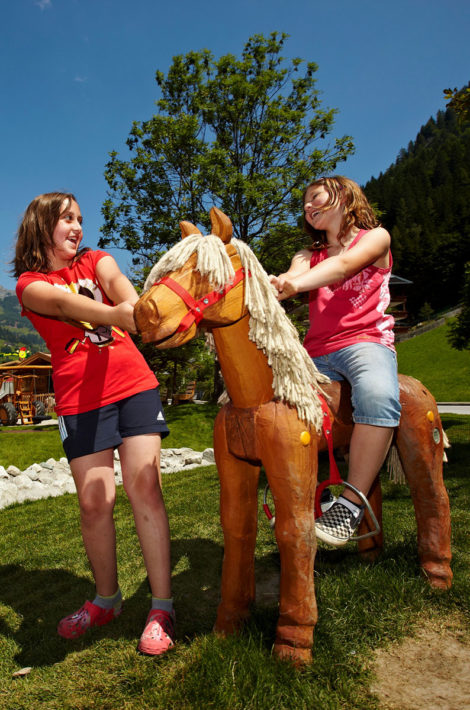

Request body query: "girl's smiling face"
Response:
[303, 185, 331, 229]
[49, 199, 83, 268]
[303, 183, 345, 239]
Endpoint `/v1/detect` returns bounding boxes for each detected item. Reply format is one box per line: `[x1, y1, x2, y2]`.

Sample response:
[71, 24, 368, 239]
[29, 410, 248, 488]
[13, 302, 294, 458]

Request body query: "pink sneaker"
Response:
[138, 609, 175, 656]
[57, 600, 122, 639]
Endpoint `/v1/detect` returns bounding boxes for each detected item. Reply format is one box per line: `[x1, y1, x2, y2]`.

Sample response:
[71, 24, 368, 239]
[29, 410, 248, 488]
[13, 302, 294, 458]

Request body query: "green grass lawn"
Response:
[0, 328, 469, 708]
[0, 407, 469, 708]
[396, 323, 470, 400]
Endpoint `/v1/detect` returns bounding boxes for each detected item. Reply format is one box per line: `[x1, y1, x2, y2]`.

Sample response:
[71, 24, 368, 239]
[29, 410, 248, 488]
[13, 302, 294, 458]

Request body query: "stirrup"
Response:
[314, 392, 381, 542]
[264, 481, 380, 541]
[333, 482, 381, 542]
[262, 484, 276, 528]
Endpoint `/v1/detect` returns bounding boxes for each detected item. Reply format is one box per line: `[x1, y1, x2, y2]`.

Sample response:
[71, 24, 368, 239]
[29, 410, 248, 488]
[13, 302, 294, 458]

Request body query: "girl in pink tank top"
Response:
[270, 176, 401, 547]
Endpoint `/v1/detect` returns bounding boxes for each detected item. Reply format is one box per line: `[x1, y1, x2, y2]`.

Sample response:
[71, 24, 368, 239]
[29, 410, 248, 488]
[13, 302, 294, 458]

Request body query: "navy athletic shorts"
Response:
[58, 387, 170, 462]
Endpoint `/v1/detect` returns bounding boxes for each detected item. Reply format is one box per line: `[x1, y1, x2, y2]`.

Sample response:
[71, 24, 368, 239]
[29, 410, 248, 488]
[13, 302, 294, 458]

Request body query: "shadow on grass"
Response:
[0, 537, 227, 668]
[170, 537, 223, 639]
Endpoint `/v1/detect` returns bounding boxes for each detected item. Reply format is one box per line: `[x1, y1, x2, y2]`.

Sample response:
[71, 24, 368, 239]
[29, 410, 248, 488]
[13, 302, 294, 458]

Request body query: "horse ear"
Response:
[180, 221, 201, 239]
[210, 207, 233, 244]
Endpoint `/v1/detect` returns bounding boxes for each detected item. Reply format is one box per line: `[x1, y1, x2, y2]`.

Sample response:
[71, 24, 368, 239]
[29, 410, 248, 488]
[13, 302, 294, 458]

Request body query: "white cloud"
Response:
[74, 75, 88, 83]
[35, 0, 52, 10]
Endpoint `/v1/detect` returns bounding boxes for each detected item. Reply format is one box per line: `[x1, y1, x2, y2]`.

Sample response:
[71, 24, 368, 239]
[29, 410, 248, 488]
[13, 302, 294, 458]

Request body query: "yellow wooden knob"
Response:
[300, 431, 311, 446]
[426, 410, 434, 422]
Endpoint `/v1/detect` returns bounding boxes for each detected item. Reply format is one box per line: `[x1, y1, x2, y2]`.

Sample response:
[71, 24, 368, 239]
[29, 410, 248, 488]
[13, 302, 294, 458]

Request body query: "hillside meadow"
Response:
[396, 322, 470, 401]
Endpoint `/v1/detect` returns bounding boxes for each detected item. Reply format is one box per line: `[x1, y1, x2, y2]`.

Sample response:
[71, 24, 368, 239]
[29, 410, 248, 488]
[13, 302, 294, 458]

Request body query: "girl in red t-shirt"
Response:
[270, 176, 401, 547]
[14, 192, 174, 656]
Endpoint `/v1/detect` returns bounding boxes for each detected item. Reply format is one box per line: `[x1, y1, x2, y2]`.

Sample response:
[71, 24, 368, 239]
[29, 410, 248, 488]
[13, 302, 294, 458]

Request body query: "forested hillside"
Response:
[0, 291, 46, 359]
[364, 106, 470, 320]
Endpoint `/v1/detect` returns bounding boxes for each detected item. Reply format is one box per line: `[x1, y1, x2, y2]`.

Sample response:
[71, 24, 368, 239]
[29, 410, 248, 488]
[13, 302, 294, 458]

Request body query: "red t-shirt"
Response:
[303, 230, 395, 357]
[16, 250, 158, 415]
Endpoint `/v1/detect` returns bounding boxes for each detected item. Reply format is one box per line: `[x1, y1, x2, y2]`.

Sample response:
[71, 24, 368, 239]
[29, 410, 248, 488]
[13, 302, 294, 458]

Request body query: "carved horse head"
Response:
[135, 207, 248, 348]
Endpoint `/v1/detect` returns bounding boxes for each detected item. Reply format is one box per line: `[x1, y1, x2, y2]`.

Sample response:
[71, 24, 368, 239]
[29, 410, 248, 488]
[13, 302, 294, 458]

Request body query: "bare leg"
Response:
[119, 433, 171, 599]
[70, 449, 118, 596]
[343, 423, 394, 504]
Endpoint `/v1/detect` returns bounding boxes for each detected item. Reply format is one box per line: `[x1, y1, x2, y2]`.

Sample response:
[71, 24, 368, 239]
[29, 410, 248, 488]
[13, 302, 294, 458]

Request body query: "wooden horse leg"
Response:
[258, 402, 319, 665]
[357, 473, 384, 558]
[213, 408, 261, 635]
[395, 376, 452, 589]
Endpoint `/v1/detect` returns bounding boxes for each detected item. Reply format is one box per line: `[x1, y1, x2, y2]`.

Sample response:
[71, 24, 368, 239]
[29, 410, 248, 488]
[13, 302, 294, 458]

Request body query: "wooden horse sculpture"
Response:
[134, 207, 452, 665]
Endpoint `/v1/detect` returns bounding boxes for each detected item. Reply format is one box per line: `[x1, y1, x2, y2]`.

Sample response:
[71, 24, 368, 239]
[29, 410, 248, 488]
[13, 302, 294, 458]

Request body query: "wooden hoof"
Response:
[214, 607, 248, 636]
[358, 548, 382, 563]
[273, 643, 312, 666]
[421, 563, 453, 590]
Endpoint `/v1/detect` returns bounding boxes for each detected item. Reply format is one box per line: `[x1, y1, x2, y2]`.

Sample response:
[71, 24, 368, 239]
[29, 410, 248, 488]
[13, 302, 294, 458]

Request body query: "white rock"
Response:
[0, 480, 18, 495]
[24, 465, 41, 480]
[0, 447, 213, 509]
[62, 479, 77, 494]
[202, 448, 215, 464]
[55, 474, 73, 491]
[22, 482, 47, 502]
[52, 463, 71, 477]
[14, 474, 33, 489]
[44, 487, 62, 498]
[0, 490, 18, 507]
[184, 452, 203, 465]
[37, 471, 55, 485]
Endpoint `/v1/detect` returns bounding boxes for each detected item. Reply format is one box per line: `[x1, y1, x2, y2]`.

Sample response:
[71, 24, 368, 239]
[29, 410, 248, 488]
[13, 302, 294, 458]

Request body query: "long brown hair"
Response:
[303, 176, 380, 249]
[13, 192, 89, 277]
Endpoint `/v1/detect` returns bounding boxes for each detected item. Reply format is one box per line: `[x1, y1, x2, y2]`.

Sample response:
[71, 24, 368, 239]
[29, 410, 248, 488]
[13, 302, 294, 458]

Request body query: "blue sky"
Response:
[1, 0, 469, 290]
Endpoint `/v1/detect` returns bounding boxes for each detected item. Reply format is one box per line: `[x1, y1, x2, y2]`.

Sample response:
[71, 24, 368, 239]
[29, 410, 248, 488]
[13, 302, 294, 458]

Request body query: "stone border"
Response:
[0, 447, 215, 510]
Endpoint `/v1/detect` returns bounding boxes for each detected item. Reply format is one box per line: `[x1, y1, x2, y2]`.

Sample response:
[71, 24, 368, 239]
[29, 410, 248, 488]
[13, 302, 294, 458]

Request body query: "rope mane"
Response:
[144, 234, 330, 431]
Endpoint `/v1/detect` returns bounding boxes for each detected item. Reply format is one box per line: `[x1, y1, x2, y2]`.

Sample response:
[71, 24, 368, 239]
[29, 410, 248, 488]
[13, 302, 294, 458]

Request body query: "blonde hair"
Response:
[303, 175, 380, 249]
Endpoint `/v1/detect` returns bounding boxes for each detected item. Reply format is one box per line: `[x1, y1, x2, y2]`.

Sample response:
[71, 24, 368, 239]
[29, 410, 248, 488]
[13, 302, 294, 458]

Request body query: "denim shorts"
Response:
[58, 387, 170, 462]
[312, 343, 401, 427]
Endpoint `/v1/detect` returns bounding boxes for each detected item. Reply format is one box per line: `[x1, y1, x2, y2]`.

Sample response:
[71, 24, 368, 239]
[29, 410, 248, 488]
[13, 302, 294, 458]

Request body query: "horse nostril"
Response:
[135, 293, 159, 330]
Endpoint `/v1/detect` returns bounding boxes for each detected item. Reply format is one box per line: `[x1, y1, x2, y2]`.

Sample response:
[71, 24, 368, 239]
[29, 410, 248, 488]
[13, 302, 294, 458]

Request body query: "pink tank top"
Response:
[303, 230, 395, 357]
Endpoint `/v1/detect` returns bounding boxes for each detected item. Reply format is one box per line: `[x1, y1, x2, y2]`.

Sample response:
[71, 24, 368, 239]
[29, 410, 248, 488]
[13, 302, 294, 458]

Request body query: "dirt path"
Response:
[257, 570, 469, 708]
[370, 615, 470, 709]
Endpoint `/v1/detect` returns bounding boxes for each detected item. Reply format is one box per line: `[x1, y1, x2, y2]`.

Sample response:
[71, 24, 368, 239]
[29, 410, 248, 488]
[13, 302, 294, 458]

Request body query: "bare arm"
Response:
[269, 248, 311, 292]
[21, 281, 137, 333]
[273, 228, 390, 300]
[95, 255, 139, 306]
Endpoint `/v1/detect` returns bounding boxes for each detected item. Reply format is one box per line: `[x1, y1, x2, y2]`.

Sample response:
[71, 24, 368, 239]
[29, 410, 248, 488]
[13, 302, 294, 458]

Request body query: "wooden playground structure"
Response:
[0, 352, 54, 425]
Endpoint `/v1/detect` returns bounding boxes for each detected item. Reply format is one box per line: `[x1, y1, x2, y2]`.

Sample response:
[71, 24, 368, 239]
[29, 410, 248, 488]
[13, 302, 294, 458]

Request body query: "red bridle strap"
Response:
[314, 392, 343, 518]
[154, 267, 246, 334]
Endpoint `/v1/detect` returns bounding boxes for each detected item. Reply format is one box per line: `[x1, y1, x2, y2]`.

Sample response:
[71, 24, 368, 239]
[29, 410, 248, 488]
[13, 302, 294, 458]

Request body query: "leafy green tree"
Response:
[418, 302, 434, 322]
[444, 84, 470, 124]
[447, 262, 470, 350]
[99, 32, 354, 279]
